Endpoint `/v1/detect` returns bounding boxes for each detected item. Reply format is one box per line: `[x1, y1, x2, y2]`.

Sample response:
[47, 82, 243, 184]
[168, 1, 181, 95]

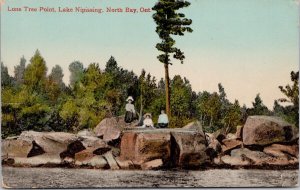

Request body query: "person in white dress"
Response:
[124, 96, 136, 123]
[142, 113, 154, 128]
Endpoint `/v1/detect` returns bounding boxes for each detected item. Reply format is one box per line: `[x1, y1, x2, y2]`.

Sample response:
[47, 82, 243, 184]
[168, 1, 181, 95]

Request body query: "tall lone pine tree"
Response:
[152, 0, 193, 118]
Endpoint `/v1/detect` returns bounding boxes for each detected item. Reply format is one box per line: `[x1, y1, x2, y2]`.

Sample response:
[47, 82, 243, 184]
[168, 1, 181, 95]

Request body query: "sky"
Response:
[1, 0, 299, 109]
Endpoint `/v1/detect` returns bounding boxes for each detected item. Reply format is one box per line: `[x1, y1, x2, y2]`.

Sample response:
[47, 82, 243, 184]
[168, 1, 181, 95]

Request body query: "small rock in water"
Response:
[141, 159, 163, 170]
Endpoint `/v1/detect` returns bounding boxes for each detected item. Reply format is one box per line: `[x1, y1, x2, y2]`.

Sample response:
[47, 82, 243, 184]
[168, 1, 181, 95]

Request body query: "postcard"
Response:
[1, 0, 299, 188]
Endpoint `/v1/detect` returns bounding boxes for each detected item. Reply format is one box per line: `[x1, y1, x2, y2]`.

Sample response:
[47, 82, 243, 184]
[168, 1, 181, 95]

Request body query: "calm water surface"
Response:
[2, 167, 299, 188]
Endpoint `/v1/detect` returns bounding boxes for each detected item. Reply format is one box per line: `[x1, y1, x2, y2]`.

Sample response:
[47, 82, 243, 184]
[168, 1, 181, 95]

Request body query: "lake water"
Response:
[2, 167, 298, 188]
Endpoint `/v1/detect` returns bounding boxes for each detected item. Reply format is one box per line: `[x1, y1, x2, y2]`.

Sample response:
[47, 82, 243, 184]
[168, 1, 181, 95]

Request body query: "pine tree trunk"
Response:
[164, 63, 171, 119]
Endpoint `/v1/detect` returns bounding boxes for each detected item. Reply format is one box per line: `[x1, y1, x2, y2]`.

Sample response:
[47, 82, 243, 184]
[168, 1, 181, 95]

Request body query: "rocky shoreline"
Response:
[2, 115, 299, 170]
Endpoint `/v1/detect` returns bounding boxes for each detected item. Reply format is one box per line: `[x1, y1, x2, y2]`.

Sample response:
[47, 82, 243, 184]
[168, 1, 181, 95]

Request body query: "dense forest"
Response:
[1, 50, 299, 138]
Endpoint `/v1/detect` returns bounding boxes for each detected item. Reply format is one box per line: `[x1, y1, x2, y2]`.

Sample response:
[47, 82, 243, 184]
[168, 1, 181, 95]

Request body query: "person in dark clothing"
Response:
[124, 96, 136, 123]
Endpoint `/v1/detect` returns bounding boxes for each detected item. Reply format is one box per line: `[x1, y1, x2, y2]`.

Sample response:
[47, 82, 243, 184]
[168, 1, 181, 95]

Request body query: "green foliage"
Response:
[279, 71, 299, 107]
[24, 50, 48, 92]
[1, 62, 13, 88]
[49, 65, 65, 90]
[197, 85, 243, 134]
[1, 86, 51, 137]
[170, 75, 193, 127]
[60, 63, 107, 131]
[2, 50, 297, 138]
[222, 100, 242, 133]
[275, 71, 299, 126]
[14, 56, 26, 86]
[247, 94, 270, 116]
[69, 61, 84, 88]
[152, 0, 193, 65]
[103, 56, 140, 116]
[137, 70, 158, 114]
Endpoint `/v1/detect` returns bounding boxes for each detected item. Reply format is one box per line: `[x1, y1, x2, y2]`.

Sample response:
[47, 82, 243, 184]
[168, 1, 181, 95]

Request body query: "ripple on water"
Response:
[2, 167, 298, 188]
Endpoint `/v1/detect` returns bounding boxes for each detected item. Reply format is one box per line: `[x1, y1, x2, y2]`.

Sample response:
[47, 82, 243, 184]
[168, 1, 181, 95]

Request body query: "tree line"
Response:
[1, 50, 298, 138]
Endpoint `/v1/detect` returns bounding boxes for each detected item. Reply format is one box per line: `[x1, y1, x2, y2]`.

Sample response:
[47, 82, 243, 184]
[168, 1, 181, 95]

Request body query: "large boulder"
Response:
[2, 139, 32, 159]
[171, 130, 208, 168]
[243, 116, 299, 146]
[120, 128, 208, 168]
[18, 131, 78, 155]
[93, 117, 124, 142]
[120, 129, 171, 165]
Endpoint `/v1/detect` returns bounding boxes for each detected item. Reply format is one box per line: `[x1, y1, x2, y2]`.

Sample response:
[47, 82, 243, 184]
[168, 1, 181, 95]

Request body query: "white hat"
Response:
[126, 96, 134, 102]
[144, 113, 152, 118]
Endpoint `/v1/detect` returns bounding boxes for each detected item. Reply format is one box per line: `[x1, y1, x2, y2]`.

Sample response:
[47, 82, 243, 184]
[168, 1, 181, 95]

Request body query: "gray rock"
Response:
[18, 131, 78, 155]
[93, 117, 123, 142]
[2, 139, 32, 158]
[14, 154, 62, 166]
